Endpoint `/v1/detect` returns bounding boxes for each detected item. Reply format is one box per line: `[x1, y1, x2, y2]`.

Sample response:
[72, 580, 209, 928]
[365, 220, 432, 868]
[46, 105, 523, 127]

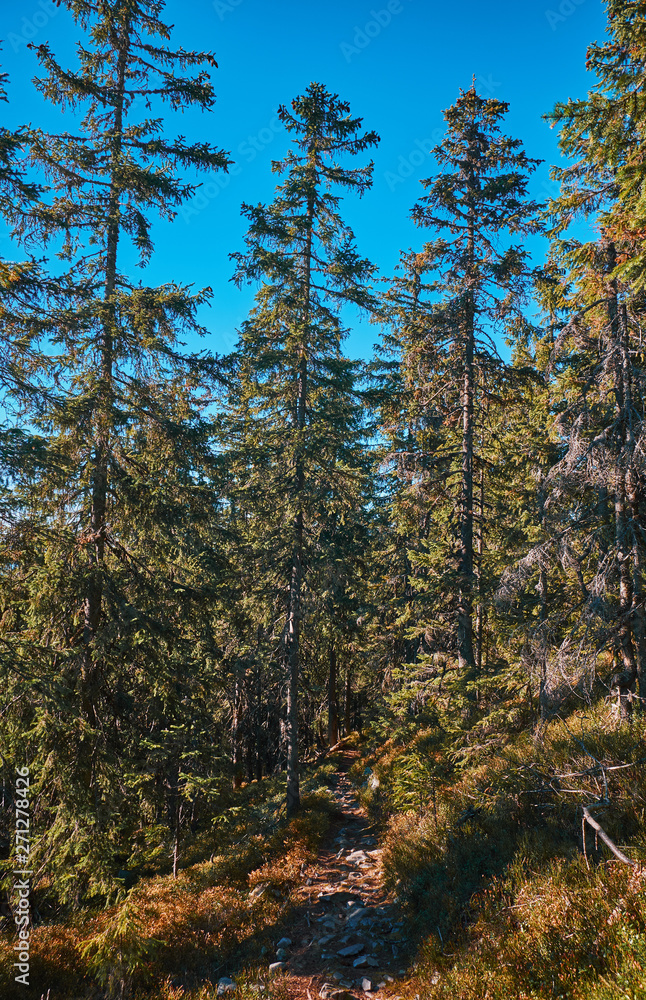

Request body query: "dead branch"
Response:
[582, 806, 637, 866]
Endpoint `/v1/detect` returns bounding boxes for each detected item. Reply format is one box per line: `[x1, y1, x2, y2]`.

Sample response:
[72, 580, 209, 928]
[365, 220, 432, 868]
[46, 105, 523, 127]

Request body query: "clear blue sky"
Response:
[1, 0, 608, 360]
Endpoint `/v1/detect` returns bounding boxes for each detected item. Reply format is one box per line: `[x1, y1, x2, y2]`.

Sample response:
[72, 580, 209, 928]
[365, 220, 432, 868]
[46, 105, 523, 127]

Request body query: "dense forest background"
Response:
[1, 1, 646, 999]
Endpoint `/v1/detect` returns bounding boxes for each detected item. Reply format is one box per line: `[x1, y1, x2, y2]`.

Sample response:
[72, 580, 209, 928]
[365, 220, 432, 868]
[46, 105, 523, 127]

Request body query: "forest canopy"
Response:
[0, 5, 645, 997]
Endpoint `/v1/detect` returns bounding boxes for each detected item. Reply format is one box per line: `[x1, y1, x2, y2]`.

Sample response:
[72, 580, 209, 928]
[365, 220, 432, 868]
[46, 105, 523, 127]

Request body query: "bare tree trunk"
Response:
[627, 466, 646, 712]
[166, 755, 181, 878]
[474, 455, 485, 693]
[285, 507, 302, 814]
[255, 660, 263, 781]
[344, 667, 352, 736]
[536, 476, 550, 720]
[172, 800, 181, 879]
[607, 244, 637, 718]
[232, 667, 244, 789]
[328, 643, 339, 746]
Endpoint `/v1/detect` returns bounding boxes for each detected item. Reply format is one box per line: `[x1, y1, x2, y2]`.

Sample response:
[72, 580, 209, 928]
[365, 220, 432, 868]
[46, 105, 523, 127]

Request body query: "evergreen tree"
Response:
[227, 82, 378, 814]
[0, 0, 230, 896]
[541, 0, 646, 714]
[383, 86, 541, 713]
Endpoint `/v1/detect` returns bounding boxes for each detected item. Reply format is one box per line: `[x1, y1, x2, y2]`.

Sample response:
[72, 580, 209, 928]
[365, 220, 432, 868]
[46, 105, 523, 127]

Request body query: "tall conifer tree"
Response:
[543, 0, 646, 713]
[385, 86, 540, 710]
[228, 82, 378, 813]
[1, 0, 230, 894]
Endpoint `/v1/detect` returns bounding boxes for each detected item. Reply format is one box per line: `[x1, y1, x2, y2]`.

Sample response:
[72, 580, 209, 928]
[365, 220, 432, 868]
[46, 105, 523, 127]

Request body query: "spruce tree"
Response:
[1, 0, 230, 896]
[227, 82, 378, 814]
[384, 86, 540, 712]
[542, 0, 646, 714]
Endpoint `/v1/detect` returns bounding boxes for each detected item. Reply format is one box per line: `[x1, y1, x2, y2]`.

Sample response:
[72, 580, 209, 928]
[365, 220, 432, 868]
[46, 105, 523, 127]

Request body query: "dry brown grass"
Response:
[0, 777, 335, 999]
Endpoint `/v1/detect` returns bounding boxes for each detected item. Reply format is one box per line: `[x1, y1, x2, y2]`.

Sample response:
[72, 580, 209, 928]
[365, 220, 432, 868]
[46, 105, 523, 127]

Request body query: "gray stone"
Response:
[346, 851, 369, 864]
[275, 948, 288, 961]
[268, 962, 286, 973]
[365, 957, 379, 967]
[353, 956, 368, 968]
[217, 979, 236, 996]
[338, 943, 364, 957]
[276, 937, 292, 949]
[360, 978, 374, 992]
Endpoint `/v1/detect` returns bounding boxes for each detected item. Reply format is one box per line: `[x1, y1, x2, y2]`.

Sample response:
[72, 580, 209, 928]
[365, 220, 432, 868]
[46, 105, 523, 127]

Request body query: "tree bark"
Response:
[328, 642, 339, 746]
[81, 33, 128, 725]
[474, 454, 485, 689]
[606, 243, 637, 718]
[457, 172, 476, 705]
[284, 183, 315, 816]
[344, 667, 352, 736]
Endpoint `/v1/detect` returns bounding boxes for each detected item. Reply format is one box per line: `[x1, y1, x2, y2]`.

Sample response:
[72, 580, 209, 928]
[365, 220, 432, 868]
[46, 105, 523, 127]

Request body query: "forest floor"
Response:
[272, 748, 409, 1000]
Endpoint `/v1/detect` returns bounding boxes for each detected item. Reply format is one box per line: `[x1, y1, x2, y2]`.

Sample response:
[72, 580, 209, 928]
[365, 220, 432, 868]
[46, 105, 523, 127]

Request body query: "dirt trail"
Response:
[273, 752, 407, 1000]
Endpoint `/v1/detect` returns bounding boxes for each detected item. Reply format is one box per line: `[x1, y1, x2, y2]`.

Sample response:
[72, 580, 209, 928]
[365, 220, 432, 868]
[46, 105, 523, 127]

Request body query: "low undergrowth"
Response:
[352, 703, 646, 998]
[0, 769, 338, 999]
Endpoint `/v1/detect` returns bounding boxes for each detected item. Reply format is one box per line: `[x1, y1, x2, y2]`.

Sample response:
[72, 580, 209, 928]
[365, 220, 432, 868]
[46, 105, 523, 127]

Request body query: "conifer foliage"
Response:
[381, 87, 541, 713]
[1, 0, 646, 942]
[227, 83, 378, 814]
[1, 0, 230, 894]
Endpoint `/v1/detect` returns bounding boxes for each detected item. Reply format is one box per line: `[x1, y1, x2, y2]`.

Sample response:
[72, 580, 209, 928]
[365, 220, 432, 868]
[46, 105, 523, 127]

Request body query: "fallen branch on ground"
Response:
[582, 806, 637, 867]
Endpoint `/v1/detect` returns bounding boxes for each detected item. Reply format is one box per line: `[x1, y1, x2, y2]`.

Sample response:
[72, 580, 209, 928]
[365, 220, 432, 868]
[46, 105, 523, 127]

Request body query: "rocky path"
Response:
[267, 757, 407, 1000]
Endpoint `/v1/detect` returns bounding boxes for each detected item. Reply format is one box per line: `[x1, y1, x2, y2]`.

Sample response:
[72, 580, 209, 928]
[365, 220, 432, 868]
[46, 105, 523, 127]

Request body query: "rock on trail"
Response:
[262, 759, 407, 1000]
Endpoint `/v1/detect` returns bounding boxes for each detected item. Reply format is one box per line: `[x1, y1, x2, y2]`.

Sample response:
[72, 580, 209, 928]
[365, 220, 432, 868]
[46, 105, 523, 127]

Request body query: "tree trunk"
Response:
[328, 643, 339, 746]
[606, 243, 637, 718]
[232, 667, 244, 789]
[284, 185, 315, 816]
[474, 456, 485, 690]
[255, 660, 263, 781]
[344, 667, 352, 736]
[457, 185, 476, 705]
[166, 754, 181, 878]
[81, 35, 128, 725]
[627, 466, 646, 712]
[537, 477, 550, 720]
